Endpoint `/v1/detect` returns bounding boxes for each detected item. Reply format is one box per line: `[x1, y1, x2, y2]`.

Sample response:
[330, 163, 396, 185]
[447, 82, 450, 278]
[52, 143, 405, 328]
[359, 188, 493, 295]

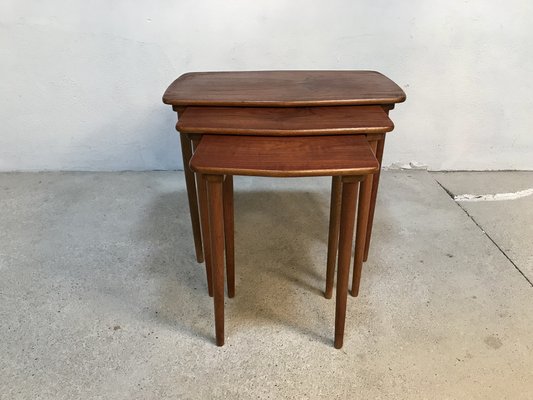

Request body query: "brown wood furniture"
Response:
[163, 71, 405, 297]
[178, 106, 395, 299]
[163, 70, 406, 107]
[190, 134, 379, 348]
[176, 105, 393, 136]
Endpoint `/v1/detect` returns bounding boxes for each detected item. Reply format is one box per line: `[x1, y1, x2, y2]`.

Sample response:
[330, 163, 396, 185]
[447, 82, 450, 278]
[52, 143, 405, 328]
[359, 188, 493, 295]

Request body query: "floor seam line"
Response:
[434, 179, 533, 288]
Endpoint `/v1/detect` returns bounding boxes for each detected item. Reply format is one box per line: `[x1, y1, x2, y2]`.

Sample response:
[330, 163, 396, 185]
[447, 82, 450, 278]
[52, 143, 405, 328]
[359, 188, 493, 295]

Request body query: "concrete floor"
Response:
[0, 171, 532, 399]
[434, 171, 533, 283]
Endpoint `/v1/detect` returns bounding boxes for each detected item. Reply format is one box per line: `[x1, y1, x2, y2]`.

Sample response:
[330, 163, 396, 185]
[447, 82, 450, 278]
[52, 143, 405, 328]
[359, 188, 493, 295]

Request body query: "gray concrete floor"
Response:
[0, 171, 532, 399]
[434, 171, 533, 283]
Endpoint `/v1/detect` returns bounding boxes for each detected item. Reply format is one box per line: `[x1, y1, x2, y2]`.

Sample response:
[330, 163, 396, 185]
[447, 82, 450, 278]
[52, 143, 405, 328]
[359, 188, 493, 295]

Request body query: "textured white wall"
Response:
[1, 0, 532, 171]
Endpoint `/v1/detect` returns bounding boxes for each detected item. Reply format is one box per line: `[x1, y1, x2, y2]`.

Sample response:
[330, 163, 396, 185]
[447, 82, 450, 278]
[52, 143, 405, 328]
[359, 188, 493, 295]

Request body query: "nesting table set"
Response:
[162, 71, 405, 348]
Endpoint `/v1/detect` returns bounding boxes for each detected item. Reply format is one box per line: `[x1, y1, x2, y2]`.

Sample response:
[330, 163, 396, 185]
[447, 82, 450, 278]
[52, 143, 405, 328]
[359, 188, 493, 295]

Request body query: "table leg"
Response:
[206, 175, 225, 346]
[334, 177, 359, 349]
[223, 175, 235, 298]
[351, 141, 377, 297]
[196, 172, 213, 297]
[192, 137, 213, 297]
[364, 136, 385, 262]
[180, 133, 204, 263]
[325, 176, 342, 299]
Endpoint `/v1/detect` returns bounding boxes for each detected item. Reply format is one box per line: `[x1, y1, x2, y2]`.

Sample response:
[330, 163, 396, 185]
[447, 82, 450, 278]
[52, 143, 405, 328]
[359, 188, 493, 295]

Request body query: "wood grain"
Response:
[325, 176, 342, 299]
[192, 138, 214, 296]
[177, 106, 393, 136]
[190, 135, 379, 178]
[364, 136, 386, 261]
[351, 141, 378, 297]
[163, 71, 406, 107]
[180, 134, 204, 263]
[223, 175, 235, 298]
[206, 175, 225, 346]
[334, 178, 359, 349]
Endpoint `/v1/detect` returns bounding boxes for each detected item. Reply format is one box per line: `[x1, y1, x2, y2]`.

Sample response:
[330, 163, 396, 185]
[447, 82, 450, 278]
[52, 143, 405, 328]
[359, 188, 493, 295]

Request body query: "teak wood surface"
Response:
[205, 175, 225, 346]
[177, 106, 393, 136]
[194, 133, 376, 347]
[190, 135, 379, 178]
[163, 71, 406, 107]
[164, 71, 405, 269]
[334, 178, 360, 349]
[162, 70, 406, 346]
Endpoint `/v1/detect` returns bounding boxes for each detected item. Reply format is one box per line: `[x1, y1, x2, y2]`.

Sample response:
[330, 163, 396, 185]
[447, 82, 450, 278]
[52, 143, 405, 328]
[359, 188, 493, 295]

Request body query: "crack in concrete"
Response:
[435, 179, 533, 288]
[454, 188, 533, 202]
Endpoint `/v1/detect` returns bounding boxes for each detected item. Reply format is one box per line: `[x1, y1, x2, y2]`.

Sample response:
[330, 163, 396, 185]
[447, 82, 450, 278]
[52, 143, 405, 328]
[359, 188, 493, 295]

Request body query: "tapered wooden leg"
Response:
[206, 175, 225, 346]
[196, 172, 213, 296]
[192, 138, 214, 296]
[180, 134, 204, 263]
[325, 176, 342, 299]
[335, 178, 359, 349]
[364, 137, 385, 262]
[351, 171, 375, 297]
[223, 176, 235, 298]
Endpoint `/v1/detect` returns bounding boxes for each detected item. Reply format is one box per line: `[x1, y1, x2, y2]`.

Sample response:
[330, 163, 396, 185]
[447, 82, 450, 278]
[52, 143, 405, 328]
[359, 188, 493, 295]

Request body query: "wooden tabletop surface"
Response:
[190, 135, 379, 177]
[163, 71, 406, 107]
[177, 106, 394, 136]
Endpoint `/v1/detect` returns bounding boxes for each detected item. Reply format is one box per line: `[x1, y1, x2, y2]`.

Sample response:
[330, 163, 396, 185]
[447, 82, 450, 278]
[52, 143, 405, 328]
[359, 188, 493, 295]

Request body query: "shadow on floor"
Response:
[136, 188, 334, 344]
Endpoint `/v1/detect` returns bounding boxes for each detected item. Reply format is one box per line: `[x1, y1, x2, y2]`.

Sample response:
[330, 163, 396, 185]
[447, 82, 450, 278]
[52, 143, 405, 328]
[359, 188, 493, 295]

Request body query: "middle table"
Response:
[177, 105, 394, 298]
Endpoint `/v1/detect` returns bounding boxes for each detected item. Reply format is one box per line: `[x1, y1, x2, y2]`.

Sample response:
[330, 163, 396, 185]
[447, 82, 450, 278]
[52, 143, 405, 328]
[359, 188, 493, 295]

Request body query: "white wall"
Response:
[1, 0, 532, 171]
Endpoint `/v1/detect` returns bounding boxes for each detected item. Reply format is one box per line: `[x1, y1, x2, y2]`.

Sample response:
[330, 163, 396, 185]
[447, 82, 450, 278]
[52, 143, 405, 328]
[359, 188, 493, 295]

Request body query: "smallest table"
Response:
[190, 135, 379, 348]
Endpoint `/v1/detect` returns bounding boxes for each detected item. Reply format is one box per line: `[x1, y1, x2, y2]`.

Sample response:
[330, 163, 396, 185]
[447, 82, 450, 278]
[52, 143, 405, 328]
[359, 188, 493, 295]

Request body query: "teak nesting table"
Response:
[190, 134, 380, 348]
[162, 71, 406, 347]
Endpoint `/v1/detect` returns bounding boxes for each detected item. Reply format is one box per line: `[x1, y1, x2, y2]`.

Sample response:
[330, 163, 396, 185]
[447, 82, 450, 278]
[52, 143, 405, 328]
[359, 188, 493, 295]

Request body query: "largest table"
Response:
[163, 70, 406, 270]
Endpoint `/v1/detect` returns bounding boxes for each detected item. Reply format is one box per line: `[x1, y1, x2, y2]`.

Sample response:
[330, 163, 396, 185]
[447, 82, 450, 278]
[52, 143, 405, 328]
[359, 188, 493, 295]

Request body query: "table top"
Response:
[163, 71, 406, 107]
[177, 106, 393, 136]
[190, 135, 379, 178]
